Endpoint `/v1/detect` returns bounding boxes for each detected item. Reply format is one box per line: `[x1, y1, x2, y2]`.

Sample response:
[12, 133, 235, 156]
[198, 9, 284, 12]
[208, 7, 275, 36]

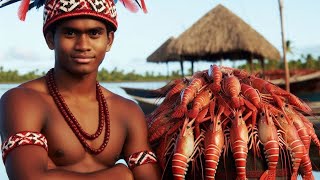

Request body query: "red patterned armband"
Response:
[127, 150, 158, 169]
[1, 131, 48, 163]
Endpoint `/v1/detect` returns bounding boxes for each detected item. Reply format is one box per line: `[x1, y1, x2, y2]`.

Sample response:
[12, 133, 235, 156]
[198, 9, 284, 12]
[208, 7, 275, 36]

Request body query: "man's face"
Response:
[46, 17, 114, 75]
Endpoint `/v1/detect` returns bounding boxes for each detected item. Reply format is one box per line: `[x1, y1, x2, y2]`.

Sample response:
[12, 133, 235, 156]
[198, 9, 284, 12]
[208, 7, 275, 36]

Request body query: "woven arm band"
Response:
[127, 150, 158, 169]
[1, 131, 48, 163]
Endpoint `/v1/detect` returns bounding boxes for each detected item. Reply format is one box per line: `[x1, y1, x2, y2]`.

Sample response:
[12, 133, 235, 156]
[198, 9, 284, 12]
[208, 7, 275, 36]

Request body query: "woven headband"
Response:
[0, 0, 147, 33]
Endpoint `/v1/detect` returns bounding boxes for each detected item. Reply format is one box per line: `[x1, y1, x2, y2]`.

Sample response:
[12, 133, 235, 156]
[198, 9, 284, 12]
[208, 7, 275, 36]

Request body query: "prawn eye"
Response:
[261, 112, 265, 116]
[285, 104, 289, 107]
[239, 115, 242, 118]
[280, 114, 284, 118]
[218, 121, 221, 125]
[187, 125, 190, 129]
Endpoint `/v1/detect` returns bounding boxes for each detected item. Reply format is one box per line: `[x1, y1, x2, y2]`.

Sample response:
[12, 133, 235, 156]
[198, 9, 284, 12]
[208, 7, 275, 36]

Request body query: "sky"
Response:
[0, 0, 320, 75]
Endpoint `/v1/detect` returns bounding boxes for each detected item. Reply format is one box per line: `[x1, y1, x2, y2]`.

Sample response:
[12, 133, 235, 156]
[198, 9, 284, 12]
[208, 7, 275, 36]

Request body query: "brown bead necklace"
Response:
[45, 68, 110, 154]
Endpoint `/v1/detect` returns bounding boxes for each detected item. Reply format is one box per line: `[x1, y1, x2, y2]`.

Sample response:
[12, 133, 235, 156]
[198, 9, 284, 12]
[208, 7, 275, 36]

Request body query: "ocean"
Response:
[0, 82, 319, 179]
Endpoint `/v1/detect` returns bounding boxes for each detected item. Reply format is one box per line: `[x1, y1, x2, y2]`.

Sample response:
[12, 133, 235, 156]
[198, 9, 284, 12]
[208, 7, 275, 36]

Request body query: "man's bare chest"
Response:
[43, 102, 127, 169]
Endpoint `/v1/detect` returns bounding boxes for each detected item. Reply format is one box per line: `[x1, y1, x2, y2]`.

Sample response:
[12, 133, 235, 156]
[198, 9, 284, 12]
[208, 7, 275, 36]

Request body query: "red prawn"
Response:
[222, 74, 242, 109]
[229, 110, 249, 180]
[257, 107, 280, 180]
[275, 112, 311, 180]
[172, 76, 205, 118]
[188, 88, 212, 119]
[204, 100, 225, 180]
[208, 64, 222, 94]
[172, 118, 196, 180]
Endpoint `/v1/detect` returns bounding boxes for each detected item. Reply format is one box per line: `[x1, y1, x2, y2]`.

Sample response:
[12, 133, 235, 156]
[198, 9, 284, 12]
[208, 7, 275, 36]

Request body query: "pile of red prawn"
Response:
[147, 65, 320, 180]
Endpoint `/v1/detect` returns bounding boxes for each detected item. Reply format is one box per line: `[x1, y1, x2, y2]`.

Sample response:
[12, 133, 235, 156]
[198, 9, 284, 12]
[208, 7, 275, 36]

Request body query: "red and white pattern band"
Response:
[43, 0, 118, 33]
[1, 131, 48, 163]
[127, 150, 158, 169]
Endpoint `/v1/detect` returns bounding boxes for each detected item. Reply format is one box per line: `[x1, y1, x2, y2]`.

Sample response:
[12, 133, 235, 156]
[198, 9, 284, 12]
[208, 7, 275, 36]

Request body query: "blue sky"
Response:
[0, 0, 319, 75]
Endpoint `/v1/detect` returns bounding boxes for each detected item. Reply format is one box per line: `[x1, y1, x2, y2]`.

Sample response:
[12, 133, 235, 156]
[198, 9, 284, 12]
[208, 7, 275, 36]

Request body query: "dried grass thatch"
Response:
[147, 37, 179, 63]
[170, 4, 280, 62]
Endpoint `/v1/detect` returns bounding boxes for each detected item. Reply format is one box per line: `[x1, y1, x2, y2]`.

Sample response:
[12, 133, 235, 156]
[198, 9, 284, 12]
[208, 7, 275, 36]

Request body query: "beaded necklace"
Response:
[45, 68, 110, 154]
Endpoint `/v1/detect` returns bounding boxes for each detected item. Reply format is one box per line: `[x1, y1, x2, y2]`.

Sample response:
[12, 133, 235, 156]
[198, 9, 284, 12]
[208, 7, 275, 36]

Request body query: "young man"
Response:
[0, 0, 160, 179]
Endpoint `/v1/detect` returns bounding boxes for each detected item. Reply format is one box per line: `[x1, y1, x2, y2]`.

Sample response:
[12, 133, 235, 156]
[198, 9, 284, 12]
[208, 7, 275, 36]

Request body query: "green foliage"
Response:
[96, 67, 172, 82]
[238, 53, 320, 71]
[1, 53, 319, 83]
[0, 67, 181, 83]
[0, 68, 46, 83]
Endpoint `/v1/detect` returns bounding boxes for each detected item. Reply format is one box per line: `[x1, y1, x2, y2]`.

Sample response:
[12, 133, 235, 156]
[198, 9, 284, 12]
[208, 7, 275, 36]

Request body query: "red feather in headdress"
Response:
[119, 0, 139, 13]
[140, 0, 147, 13]
[119, 0, 147, 13]
[18, 0, 30, 21]
[1, 0, 147, 21]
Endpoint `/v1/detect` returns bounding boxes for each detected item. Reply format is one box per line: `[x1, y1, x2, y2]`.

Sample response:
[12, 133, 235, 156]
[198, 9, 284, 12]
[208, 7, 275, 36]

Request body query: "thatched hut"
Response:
[148, 4, 281, 74]
[147, 37, 178, 62]
[147, 37, 188, 76]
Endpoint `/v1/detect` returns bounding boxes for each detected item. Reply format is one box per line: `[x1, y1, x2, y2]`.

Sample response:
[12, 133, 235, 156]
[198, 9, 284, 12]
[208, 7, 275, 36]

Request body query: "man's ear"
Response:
[45, 31, 55, 50]
[105, 31, 114, 52]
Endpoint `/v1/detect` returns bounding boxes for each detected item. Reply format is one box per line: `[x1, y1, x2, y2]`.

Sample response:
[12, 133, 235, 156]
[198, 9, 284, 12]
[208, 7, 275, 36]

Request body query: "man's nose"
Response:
[75, 34, 91, 51]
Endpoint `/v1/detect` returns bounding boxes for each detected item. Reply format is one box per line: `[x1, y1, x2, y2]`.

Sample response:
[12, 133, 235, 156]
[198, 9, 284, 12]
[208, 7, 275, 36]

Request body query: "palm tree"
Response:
[286, 40, 294, 55]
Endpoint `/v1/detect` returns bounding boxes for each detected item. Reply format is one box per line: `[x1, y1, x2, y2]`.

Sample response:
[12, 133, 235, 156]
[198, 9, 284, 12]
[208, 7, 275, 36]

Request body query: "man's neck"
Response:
[52, 68, 99, 98]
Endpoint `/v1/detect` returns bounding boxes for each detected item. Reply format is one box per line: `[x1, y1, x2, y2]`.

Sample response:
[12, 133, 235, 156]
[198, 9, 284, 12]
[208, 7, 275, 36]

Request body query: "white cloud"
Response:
[5, 47, 41, 61]
[0, 46, 53, 73]
[0, 51, 4, 62]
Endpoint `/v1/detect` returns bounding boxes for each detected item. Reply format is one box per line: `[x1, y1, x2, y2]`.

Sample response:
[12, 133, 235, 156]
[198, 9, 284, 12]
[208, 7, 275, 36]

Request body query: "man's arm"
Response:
[5, 146, 132, 180]
[122, 100, 161, 180]
[0, 88, 133, 180]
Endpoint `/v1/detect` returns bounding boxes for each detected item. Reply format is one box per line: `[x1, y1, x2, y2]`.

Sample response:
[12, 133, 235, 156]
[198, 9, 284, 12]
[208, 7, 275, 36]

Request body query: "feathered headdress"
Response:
[0, 0, 147, 32]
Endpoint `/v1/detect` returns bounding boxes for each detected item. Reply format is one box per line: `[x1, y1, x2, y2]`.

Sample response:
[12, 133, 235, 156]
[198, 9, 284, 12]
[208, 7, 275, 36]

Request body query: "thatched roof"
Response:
[169, 4, 280, 61]
[147, 37, 180, 63]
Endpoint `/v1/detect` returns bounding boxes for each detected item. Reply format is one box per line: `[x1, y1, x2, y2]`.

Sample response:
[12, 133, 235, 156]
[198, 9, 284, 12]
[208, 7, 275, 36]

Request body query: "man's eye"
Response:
[64, 31, 75, 37]
[89, 30, 102, 37]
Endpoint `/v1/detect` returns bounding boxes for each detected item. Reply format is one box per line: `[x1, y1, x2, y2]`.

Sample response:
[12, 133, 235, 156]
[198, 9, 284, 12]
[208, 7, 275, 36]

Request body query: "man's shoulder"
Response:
[2, 78, 47, 100]
[19, 77, 47, 92]
[0, 77, 49, 114]
[0, 78, 49, 138]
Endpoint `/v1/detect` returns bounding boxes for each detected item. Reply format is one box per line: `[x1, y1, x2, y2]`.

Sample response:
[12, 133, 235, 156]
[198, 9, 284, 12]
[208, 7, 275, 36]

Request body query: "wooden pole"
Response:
[248, 56, 253, 73]
[278, 0, 290, 92]
[166, 62, 169, 80]
[180, 60, 184, 77]
[260, 58, 265, 79]
[191, 61, 194, 75]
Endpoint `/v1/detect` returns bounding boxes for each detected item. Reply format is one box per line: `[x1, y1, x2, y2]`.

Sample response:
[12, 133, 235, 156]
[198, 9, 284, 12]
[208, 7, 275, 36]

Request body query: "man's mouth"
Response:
[71, 56, 94, 63]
